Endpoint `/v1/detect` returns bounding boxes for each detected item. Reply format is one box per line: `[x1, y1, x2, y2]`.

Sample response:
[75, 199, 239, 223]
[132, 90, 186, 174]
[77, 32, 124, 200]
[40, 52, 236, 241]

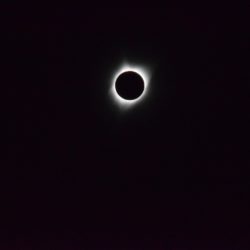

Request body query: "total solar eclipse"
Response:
[110, 63, 151, 109]
[115, 71, 145, 100]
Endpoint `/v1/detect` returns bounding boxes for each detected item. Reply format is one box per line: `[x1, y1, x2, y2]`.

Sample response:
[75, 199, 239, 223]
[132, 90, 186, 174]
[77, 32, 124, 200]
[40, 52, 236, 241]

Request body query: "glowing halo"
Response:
[110, 63, 151, 109]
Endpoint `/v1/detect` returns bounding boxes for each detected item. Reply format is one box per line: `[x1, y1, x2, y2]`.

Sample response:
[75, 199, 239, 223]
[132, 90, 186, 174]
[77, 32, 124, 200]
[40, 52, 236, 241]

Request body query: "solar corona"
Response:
[110, 63, 151, 109]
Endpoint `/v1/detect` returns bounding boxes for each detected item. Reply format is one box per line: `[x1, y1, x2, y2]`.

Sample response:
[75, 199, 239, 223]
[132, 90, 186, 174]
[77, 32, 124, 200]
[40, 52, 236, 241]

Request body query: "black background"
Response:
[4, 3, 250, 249]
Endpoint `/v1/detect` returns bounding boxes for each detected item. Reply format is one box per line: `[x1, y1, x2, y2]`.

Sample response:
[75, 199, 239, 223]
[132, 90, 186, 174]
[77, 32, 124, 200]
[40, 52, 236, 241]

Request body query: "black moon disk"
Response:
[115, 71, 145, 100]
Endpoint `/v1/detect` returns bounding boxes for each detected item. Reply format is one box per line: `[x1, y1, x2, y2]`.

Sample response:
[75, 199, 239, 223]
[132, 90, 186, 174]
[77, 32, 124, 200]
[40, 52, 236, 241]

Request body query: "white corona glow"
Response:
[110, 63, 151, 109]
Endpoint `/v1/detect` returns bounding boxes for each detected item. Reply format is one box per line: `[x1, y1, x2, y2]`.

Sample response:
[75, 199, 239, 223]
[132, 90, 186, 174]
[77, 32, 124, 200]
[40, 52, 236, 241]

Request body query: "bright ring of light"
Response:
[110, 63, 151, 109]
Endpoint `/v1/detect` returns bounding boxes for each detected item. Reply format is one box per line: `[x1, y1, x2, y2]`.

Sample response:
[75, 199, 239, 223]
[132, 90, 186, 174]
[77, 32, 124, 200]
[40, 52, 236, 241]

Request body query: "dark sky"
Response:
[5, 3, 250, 249]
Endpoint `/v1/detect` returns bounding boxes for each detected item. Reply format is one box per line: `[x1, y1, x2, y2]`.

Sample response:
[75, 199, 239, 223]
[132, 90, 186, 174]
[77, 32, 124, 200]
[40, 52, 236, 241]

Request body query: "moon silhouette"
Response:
[110, 63, 151, 109]
[115, 71, 145, 100]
